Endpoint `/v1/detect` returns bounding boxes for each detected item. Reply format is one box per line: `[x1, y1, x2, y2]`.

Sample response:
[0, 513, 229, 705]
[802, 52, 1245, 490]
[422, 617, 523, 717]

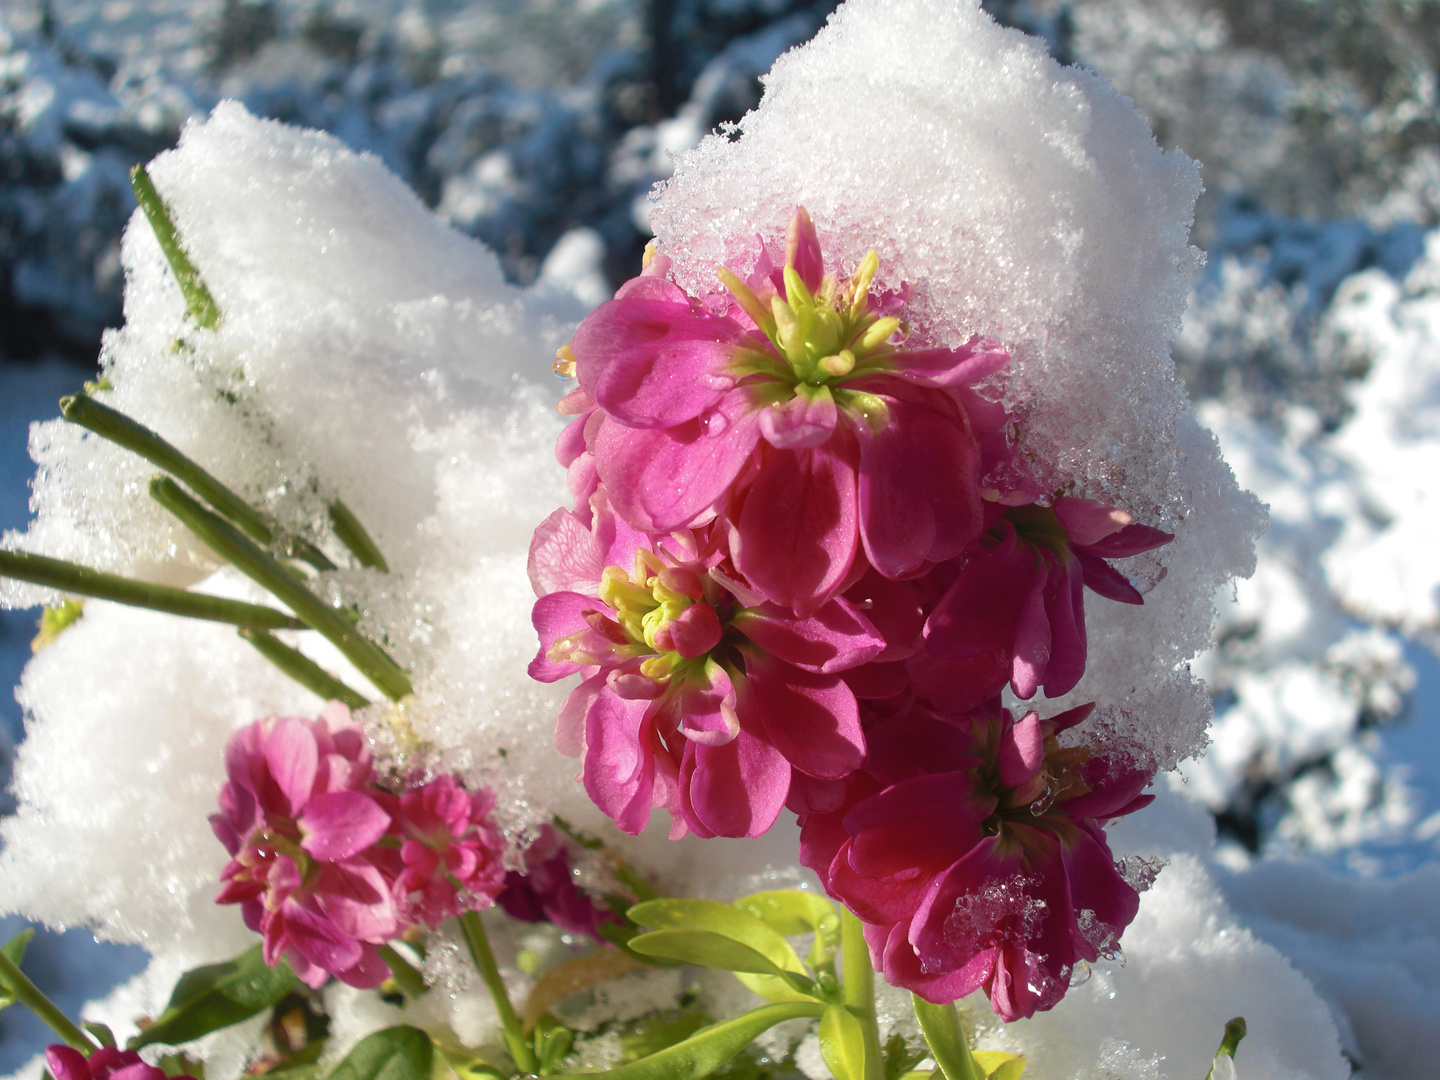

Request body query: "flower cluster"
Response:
[210, 702, 509, 988]
[530, 208, 1174, 1019]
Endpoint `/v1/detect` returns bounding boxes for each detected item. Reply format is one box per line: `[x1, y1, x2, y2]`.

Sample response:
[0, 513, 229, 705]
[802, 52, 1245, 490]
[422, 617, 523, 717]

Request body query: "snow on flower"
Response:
[795, 698, 1154, 1021]
[567, 208, 1010, 615]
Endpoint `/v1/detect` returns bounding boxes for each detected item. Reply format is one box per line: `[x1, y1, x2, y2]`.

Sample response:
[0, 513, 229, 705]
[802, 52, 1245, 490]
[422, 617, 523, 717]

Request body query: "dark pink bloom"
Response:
[496, 824, 623, 941]
[210, 704, 401, 989]
[567, 207, 1008, 615]
[913, 497, 1173, 710]
[46, 1047, 167, 1080]
[796, 699, 1154, 1021]
[527, 495, 883, 839]
[375, 775, 507, 927]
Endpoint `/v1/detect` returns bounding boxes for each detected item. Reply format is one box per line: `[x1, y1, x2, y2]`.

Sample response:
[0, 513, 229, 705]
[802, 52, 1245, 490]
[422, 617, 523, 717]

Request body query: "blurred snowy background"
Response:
[0, 0, 1438, 1074]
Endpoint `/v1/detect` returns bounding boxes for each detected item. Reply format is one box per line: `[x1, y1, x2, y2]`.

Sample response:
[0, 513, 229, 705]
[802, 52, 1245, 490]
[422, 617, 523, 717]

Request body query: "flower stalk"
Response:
[237, 628, 371, 709]
[458, 910, 539, 1075]
[150, 477, 413, 700]
[0, 549, 303, 630]
[129, 164, 221, 330]
[840, 907, 884, 1080]
[0, 943, 98, 1053]
[329, 499, 390, 572]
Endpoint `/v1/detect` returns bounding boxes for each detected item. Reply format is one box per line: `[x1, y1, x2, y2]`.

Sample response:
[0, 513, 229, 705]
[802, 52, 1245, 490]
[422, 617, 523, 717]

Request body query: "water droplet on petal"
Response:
[1069, 960, 1092, 986]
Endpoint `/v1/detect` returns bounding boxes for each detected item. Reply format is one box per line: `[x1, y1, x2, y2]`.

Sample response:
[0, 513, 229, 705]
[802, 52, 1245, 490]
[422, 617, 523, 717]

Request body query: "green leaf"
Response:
[156, 1051, 206, 1079]
[83, 1022, 117, 1049]
[911, 996, 982, 1080]
[326, 1027, 433, 1080]
[130, 945, 298, 1048]
[971, 1051, 1024, 1080]
[617, 1011, 712, 1063]
[533, 1017, 575, 1074]
[732, 891, 840, 971]
[628, 900, 806, 974]
[819, 1005, 867, 1080]
[0, 930, 34, 1013]
[549, 1001, 824, 1080]
[627, 930, 817, 999]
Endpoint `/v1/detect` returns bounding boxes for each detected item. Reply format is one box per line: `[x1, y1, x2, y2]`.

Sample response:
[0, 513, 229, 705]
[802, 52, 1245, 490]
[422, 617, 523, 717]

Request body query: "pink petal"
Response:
[997, 713, 1045, 789]
[757, 387, 838, 449]
[574, 297, 749, 427]
[333, 945, 392, 989]
[595, 393, 761, 532]
[733, 443, 858, 617]
[681, 729, 791, 838]
[923, 526, 1032, 658]
[265, 718, 319, 817]
[732, 596, 883, 674]
[1041, 554, 1087, 698]
[312, 861, 400, 941]
[1061, 824, 1141, 958]
[887, 340, 1010, 388]
[1074, 549, 1144, 604]
[904, 647, 1011, 713]
[739, 652, 864, 779]
[46, 1046, 90, 1080]
[299, 792, 391, 862]
[1052, 497, 1131, 547]
[854, 395, 983, 578]
[1080, 522, 1174, 558]
[528, 591, 602, 682]
[675, 665, 739, 747]
[584, 689, 658, 835]
[785, 207, 825, 292]
[843, 570, 925, 662]
[668, 602, 723, 658]
[1009, 567, 1053, 700]
[843, 773, 993, 879]
[280, 897, 364, 974]
[528, 508, 604, 597]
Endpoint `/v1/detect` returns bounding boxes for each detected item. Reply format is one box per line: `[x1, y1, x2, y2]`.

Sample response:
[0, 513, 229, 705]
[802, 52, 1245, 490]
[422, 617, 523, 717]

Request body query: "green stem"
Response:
[150, 478, 413, 700]
[840, 908, 883, 1080]
[60, 394, 335, 572]
[0, 549, 303, 629]
[0, 943, 98, 1053]
[130, 164, 221, 330]
[377, 944, 427, 1000]
[911, 995, 982, 1080]
[458, 911, 539, 1075]
[328, 500, 389, 572]
[1206, 1017, 1247, 1079]
[238, 629, 370, 709]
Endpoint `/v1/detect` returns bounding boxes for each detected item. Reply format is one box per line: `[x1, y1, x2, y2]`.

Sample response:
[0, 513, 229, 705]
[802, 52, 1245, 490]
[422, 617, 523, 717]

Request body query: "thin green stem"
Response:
[130, 164, 221, 330]
[60, 394, 335, 572]
[150, 478, 413, 700]
[911, 995, 982, 1080]
[0, 943, 98, 1053]
[377, 944, 427, 1000]
[458, 910, 539, 1075]
[328, 500, 389, 572]
[238, 629, 371, 709]
[0, 549, 303, 629]
[840, 907, 883, 1080]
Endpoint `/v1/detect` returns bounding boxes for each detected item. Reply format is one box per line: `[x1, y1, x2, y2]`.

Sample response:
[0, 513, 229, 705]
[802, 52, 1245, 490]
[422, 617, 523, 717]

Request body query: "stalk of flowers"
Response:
[210, 703, 512, 987]
[527, 492, 890, 839]
[793, 697, 1156, 1022]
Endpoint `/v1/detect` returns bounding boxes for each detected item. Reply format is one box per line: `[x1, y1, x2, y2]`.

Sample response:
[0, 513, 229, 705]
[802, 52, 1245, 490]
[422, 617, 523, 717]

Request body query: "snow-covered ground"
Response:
[1, 0, 1438, 1076]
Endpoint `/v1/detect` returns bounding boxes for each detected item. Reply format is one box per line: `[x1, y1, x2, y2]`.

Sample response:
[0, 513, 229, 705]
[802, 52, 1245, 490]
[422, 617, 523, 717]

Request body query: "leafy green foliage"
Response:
[911, 996, 982, 1080]
[732, 891, 840, 972]
[325, 1027, 433, 1080]
[819, 1004, 867, 1080]
[130, 945, 299, 1048]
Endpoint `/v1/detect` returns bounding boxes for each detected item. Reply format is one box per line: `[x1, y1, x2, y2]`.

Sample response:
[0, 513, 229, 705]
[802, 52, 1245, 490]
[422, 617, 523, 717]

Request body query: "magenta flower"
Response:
[528, 495, 884, 839]
[495, 824, 623, 941]
[374, 775, 508, 927]
[910, 497, 1173, 711]
[210, 704, 401, 989]
[46, 1047, 167, 1080]
[796, 698, 1154, 1021]
[567, 207, 1008, 614]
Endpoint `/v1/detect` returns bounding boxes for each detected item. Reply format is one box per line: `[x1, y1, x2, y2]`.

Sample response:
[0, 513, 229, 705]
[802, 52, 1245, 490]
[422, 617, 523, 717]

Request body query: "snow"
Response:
[0, 0, 1438, 1077]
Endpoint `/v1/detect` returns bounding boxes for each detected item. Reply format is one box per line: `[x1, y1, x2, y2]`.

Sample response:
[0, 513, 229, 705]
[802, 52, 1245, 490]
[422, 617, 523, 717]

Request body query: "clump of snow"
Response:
[652, 0, 1262, 771]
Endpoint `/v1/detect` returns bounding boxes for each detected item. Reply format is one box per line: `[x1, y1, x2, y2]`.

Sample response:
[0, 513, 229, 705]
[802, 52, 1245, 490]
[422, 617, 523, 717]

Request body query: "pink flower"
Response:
[210, 704, 401, 989]
[495, 824, 623, 941]
[46, 1047, 167, 1080]
[910, 497, 1173, 710]
[567, 207, 1009, 615]
[375, 775, 507, 927]
[527, 494, 884, 839]
[796, 698, 1154, 1021]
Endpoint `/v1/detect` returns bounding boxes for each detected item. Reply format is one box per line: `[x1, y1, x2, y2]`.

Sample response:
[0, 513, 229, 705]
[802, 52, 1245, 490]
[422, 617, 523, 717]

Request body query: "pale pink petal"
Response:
[1052, 497, 1131, 547]
[299, 792, 391, 862]
[886, 340, 1009, 388]
[785, 207, 825, 292]
[527, 508, 604, 596]
[668, 602, 723, 658]
[264, 718, 319, 817]
[757, 388, 838, 449]
[583, 689, 657, 835]
[528, 591, 601, 682]
[312, 861, 399, 941]
[997, 713, 1045, 789]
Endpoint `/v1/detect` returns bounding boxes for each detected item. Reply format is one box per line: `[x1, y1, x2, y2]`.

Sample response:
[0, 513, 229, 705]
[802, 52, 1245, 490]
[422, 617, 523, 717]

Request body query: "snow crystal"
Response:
[651, 0, 1264, 769]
